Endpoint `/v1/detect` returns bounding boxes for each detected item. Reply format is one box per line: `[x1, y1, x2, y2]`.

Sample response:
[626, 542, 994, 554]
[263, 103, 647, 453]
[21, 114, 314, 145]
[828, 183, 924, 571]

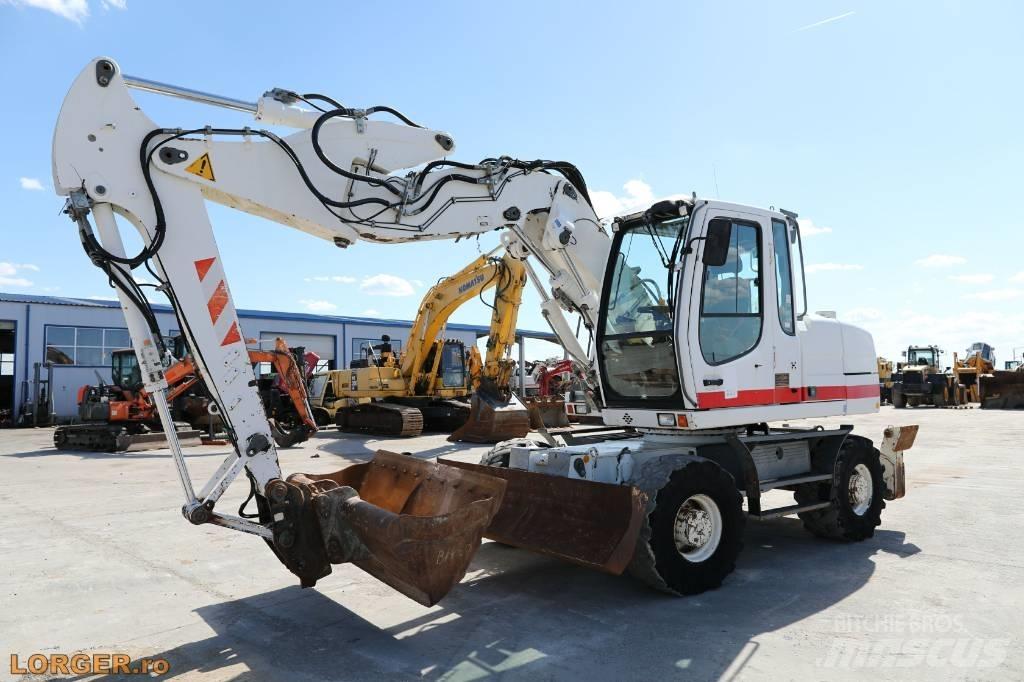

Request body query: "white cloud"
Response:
[412, 279, 424, 288]
[591, 178, 692, 220]
[19, 177, 44, 191]
[362, 309, 381, 316]
[842, 307, 883, 323]
[961, 289, 1023, 302]
[915, 254, 966, 268]
[360, 273, 415, 297]
[0, 262, 37, 287]
[797, 218, 832, 237]
[590, 180, 653, 219]
[4, 0, 89, 23]
[304, 275, 356, 284]
[1010, 272, 1024, 284]
[806, 263, 864, 273]
[299, 299, 338, 313]
[948, 273, 994, 285]
[4, 0, 125, 24]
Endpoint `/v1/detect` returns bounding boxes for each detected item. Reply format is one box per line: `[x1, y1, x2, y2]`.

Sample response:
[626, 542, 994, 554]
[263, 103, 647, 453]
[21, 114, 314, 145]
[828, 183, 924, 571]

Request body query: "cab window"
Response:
[699, 220, 763, 365]
[772, 219, 795, 335]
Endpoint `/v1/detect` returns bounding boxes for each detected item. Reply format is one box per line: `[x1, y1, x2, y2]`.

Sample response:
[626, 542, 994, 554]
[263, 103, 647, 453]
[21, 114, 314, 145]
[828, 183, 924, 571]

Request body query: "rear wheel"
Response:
[640, 460, 745, 595]
[932, 388, 947, 408]
[891, 385, 906, 409]
[795, 438, 885, 541]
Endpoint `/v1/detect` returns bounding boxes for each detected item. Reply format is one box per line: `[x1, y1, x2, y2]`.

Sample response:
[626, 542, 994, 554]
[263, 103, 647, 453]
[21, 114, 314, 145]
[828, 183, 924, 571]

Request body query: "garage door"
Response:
[259, 332, 335, 369]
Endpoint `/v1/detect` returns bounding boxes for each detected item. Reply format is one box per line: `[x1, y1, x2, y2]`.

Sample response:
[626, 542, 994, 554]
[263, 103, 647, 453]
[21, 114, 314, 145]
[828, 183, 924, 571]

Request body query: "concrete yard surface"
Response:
[1, 407, 1022, 681]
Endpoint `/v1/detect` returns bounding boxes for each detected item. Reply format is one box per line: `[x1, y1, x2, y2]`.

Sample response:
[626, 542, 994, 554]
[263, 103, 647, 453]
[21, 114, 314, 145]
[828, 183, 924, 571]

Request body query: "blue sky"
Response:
[2, 0, 1023, 366]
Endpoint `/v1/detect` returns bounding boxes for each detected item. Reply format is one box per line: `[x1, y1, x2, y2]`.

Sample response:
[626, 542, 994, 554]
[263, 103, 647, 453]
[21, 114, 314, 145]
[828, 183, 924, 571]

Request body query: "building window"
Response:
[0, 352, 13, 376]
[351, 337, 402, 364]
[45, 326, 131, 367]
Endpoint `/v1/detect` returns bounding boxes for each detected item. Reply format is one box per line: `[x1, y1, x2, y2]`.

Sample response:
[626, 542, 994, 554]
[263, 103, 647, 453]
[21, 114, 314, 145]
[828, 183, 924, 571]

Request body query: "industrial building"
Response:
[0, 292, 553, 423]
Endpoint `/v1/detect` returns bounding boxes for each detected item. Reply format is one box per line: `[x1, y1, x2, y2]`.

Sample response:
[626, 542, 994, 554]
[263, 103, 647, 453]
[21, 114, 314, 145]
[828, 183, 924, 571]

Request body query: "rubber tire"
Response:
[645, 460, 745, 595]
[794, 438, 885, 541]
[891, 385, 906, 409]
[932, 388, 947, 408]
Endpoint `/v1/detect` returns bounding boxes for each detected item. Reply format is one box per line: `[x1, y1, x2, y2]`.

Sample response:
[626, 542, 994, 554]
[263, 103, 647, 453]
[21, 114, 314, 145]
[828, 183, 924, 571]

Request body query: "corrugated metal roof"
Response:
[0, 291, 557, 340]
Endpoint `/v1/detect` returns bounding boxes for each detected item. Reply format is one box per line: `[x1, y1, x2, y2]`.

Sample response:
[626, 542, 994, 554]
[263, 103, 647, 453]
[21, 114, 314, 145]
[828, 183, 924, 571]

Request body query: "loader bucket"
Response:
[524, 396, 570, 429]
[980, 371, 1024, 409]
[275, 451, 506, 606]
[448, 389, 531, 444]
[440, 459, 647, 574]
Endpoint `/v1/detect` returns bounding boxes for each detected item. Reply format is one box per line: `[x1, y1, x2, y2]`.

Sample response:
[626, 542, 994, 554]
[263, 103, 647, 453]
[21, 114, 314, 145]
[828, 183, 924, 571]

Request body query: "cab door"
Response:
[769, 217, 802, 404]
[684, 209, 774, 409]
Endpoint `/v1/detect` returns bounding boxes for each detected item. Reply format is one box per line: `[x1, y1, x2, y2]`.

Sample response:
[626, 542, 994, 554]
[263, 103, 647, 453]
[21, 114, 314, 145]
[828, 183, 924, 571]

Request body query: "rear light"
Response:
[657, 413, 675, 427]
[677, 414, 689, 427]
[566, 404, 575, 414]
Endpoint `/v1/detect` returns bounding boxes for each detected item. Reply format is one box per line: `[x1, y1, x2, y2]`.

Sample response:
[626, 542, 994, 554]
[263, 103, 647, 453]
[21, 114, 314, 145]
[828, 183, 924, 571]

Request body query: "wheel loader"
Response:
[891, 345, 953, 408]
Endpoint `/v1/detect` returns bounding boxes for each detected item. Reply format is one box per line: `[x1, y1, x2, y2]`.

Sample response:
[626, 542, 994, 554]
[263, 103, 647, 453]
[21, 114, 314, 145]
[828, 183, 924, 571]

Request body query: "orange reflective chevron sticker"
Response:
[185, 153, 216, 181]
[220, 322, 241, 347]
[194, 257, 216, 281]
[207, 280, 229, 325]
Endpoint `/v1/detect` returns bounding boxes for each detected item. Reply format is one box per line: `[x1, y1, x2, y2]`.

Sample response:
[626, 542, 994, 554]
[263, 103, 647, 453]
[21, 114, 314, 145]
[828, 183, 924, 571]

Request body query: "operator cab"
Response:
[904, 346, 939, 368]
[110, 349, 142, 390]
[596, 198, 878, 431]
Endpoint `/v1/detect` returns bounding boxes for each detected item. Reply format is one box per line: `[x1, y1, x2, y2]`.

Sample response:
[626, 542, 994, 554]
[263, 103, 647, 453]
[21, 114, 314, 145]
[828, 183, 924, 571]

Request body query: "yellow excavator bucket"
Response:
[269, 451, 507, 606]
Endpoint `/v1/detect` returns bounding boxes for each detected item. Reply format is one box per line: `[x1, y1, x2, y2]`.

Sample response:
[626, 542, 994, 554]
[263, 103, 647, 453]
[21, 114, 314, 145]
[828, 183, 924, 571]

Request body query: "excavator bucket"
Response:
[270, 451, 506, 606]
[980, 371, 1024, 409]
[448, 389, 531, 444]
[441, 460, 647, 574]
[524, 396, 571, 429]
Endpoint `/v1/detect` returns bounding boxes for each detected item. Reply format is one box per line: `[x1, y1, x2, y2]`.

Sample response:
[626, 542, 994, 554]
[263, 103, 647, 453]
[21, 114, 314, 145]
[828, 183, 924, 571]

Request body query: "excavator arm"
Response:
[52, 57, 613, 605]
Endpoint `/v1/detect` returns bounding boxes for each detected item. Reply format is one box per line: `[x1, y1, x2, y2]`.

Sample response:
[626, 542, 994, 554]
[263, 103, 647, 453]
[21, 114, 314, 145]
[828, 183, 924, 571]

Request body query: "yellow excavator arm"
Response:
[401, 250, 526, 394]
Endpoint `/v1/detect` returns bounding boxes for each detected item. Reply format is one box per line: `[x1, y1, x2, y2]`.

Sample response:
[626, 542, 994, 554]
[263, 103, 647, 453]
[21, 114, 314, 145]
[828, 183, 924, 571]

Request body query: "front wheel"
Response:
[637, 460, 745, 595]
[795, 438, 885, 541]
[891, 385, 906, 408]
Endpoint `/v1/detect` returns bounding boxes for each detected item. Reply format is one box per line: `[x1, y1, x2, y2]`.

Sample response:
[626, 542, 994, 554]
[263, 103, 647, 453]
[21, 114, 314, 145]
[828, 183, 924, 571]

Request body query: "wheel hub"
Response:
[673, 494, 723, 562]
[848, 463, 873, 516]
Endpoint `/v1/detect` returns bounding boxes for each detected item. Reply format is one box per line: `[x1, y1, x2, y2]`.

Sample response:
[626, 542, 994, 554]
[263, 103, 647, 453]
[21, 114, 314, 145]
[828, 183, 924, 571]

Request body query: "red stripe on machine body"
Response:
[220, 322, 242, 346]
[207, 280, 229, 324]
[697, 383, 879, 409]
[194, 257, 216, 281]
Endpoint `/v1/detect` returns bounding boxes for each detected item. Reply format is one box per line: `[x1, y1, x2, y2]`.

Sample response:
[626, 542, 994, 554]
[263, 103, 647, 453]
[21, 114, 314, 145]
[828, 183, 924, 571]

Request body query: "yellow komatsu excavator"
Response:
[307, 250, 531, 441]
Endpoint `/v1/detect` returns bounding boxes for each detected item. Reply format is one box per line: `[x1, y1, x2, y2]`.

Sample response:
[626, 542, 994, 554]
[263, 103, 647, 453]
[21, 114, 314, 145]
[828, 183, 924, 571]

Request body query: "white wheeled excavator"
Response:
[52, 57, 918, 606]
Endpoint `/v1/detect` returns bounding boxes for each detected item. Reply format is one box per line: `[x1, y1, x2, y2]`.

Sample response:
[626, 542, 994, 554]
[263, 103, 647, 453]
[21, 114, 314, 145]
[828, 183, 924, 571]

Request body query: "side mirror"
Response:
[703, 219, 732, 267]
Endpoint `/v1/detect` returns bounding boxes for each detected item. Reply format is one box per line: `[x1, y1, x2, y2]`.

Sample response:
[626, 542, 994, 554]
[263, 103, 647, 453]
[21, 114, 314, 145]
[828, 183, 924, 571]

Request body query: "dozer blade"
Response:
[524, 396, 571, 429]
[441, 460, 647, 575]
[448, 391, 531, 444]
[980, 372, 1024, 409]
[268, 451, 506, 606]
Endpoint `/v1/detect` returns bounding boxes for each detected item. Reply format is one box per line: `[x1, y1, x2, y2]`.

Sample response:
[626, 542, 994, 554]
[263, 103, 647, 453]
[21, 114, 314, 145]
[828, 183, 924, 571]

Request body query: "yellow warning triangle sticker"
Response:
[185, 153, 216, 181]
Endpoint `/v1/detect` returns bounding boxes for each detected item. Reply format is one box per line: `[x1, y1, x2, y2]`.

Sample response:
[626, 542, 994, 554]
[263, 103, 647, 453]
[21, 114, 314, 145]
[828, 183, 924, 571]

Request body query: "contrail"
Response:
[795, 10, 855, 32]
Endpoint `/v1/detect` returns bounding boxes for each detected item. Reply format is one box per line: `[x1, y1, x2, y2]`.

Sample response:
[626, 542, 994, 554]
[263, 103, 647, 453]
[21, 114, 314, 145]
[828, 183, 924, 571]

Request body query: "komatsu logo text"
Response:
[458, 275, 486, 294]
